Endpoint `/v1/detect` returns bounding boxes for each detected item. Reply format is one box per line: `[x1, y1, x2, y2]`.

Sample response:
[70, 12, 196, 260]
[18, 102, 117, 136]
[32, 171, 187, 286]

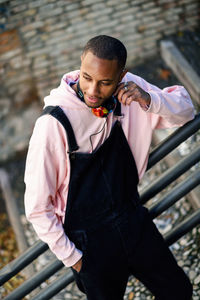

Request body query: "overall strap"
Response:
[41, 106, 79, 153]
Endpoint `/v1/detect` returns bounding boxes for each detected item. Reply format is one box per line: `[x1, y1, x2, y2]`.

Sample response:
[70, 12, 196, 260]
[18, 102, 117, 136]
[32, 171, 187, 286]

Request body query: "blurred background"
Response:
[0, 0, 200, 299]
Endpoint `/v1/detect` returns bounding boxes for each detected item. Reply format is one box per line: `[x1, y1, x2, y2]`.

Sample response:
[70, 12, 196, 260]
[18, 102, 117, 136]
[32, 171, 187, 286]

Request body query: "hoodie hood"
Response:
[44, 70, 131, 110]
[44, 70, 86, 109]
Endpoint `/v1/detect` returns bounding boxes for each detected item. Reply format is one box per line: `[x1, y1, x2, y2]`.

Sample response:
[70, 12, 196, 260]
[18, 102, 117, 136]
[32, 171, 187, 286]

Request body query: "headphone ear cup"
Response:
[92, 106, 109, 118]
[91, 97, 117, 118]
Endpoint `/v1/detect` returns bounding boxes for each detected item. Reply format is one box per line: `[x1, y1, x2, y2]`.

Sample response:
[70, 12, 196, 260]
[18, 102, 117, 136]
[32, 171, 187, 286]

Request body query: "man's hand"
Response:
[72, 258, 82, 273]
[114, 81, 151, 109]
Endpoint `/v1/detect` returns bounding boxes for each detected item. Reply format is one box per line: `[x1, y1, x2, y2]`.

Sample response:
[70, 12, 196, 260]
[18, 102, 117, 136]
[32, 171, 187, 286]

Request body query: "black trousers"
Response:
[71, 205, 192, 300]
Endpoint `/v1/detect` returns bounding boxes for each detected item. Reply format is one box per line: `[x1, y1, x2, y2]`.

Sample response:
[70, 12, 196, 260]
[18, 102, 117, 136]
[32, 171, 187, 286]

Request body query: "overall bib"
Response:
[42, 106, 192, 300]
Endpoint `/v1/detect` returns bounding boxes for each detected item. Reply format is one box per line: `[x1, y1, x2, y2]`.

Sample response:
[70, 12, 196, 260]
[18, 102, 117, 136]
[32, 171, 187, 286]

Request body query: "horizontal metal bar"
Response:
[147, 113, 200, 170]
[0, 240, 48, 286]
[149, 168, 200, 219]
[140, 145, 200, 204]
[31, 270, 74, 300]
[164, 208, 200, 246]
[4, 259, 64, 300]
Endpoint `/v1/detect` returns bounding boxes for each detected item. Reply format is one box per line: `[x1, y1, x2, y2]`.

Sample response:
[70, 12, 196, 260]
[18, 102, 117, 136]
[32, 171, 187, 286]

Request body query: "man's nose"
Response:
[88, 82, 99, 95]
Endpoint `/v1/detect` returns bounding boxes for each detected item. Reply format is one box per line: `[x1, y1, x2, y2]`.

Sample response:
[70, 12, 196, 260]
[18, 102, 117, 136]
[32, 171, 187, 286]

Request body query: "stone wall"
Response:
[0, 0, 199, 161]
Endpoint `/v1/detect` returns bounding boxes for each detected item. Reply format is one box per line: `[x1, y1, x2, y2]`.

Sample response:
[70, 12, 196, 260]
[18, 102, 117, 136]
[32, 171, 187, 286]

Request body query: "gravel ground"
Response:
[1, 55, 200, 299]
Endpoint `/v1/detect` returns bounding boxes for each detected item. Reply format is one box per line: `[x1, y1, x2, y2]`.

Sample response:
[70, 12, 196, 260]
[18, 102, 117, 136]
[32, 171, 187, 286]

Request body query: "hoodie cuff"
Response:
[147, 90, 161, 114]
[62, 248, 83, 268]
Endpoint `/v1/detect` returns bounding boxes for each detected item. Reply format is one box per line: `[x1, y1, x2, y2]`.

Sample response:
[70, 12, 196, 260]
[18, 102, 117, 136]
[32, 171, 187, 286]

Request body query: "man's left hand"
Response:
[114, 81, 151, 108]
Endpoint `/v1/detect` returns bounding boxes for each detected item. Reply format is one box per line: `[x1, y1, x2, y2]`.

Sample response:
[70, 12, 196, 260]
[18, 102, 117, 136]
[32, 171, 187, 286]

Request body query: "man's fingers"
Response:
[72, 258, 82, 273]
[114, 81, 145, 106]
[114, 82, 127, 96]
[114, 81, 150, 107]
[121, 89, 134, 104]
[119, 86, 141, 105]
[114, 81, 138, 102]
[127, 96, 134, 105]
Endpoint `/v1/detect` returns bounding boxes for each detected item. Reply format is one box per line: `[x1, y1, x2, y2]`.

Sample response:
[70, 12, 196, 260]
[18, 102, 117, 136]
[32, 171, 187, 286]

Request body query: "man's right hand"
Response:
[72, 258, 82, 273]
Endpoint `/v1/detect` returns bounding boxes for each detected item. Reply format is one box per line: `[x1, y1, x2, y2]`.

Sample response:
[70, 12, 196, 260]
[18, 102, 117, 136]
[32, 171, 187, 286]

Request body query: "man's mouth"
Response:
[87, 96, 100, 103]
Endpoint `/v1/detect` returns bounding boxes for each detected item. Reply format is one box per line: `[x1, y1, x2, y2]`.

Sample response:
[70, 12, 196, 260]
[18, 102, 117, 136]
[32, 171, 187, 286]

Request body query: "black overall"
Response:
[42, 106, 192, 300]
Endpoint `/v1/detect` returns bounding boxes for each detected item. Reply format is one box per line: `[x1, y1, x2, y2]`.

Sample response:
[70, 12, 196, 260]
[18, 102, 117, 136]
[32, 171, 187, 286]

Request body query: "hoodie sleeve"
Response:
[126, 73, 195, 129]
[24, 115, 82, 267]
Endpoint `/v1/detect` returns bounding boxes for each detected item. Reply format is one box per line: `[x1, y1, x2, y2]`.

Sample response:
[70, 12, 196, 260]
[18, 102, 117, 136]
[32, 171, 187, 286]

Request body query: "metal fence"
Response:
[0, 113, 200, 300]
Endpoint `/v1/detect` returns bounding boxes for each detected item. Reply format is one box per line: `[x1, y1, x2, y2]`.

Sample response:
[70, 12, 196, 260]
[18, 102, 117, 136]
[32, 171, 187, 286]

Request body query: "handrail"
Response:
[149, 168, 200, 219]
[165, 209, 200, 246]
[31, 270, 74, 300]
[140, 145, 200, 204]
[0, 240, 48, 285]
[147, 113, 200, 170]
[3, 259, 64, 300]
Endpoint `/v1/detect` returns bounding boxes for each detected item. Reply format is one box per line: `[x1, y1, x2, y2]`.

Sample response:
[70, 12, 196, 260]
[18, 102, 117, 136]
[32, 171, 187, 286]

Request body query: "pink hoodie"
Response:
[24, 70, 194, 267]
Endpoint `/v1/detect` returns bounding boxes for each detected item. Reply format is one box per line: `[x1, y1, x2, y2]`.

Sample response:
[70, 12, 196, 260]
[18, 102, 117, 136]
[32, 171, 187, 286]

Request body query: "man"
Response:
[24, 35, 194, 299]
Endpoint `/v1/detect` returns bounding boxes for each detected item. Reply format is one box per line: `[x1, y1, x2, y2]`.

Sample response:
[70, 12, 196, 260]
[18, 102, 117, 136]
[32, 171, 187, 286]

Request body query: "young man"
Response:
[24, 35, 194, 299]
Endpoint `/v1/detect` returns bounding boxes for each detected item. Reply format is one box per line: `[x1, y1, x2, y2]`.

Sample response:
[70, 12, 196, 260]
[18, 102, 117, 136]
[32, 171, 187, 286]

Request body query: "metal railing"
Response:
[0, 113, 200, 300]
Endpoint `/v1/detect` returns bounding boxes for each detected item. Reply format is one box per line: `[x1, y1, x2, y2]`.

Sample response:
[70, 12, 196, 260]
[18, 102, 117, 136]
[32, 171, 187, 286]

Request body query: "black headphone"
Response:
[76, 80, 85, 102]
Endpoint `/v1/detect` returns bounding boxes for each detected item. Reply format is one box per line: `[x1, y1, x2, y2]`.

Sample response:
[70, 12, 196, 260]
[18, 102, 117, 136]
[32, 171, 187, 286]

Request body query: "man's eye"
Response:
[83, 76, 91, 81]
[101, 82, 111, 86]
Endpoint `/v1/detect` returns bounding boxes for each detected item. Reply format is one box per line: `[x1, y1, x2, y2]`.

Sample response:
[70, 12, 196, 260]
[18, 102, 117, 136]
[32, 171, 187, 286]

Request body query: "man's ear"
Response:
[81, 52, 86, 62]
[119, 69, 128, 82]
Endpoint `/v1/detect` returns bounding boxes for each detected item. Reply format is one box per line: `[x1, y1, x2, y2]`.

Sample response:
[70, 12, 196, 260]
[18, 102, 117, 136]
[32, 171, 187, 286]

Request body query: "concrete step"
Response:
[160, 39, 200, 106]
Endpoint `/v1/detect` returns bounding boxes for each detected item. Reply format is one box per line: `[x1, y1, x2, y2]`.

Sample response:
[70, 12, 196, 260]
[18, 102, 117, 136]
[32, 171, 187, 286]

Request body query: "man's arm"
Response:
[24, 115, 82, 268]
[114, 73, 195, 128]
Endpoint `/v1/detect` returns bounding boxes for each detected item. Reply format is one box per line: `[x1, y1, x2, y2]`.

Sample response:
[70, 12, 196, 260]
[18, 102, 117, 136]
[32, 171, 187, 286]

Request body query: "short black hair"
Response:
[83, 35, 127, 71]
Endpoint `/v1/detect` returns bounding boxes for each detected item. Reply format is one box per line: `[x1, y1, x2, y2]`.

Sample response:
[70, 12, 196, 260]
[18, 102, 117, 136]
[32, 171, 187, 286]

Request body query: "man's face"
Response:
[79, 51, 125, 108]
